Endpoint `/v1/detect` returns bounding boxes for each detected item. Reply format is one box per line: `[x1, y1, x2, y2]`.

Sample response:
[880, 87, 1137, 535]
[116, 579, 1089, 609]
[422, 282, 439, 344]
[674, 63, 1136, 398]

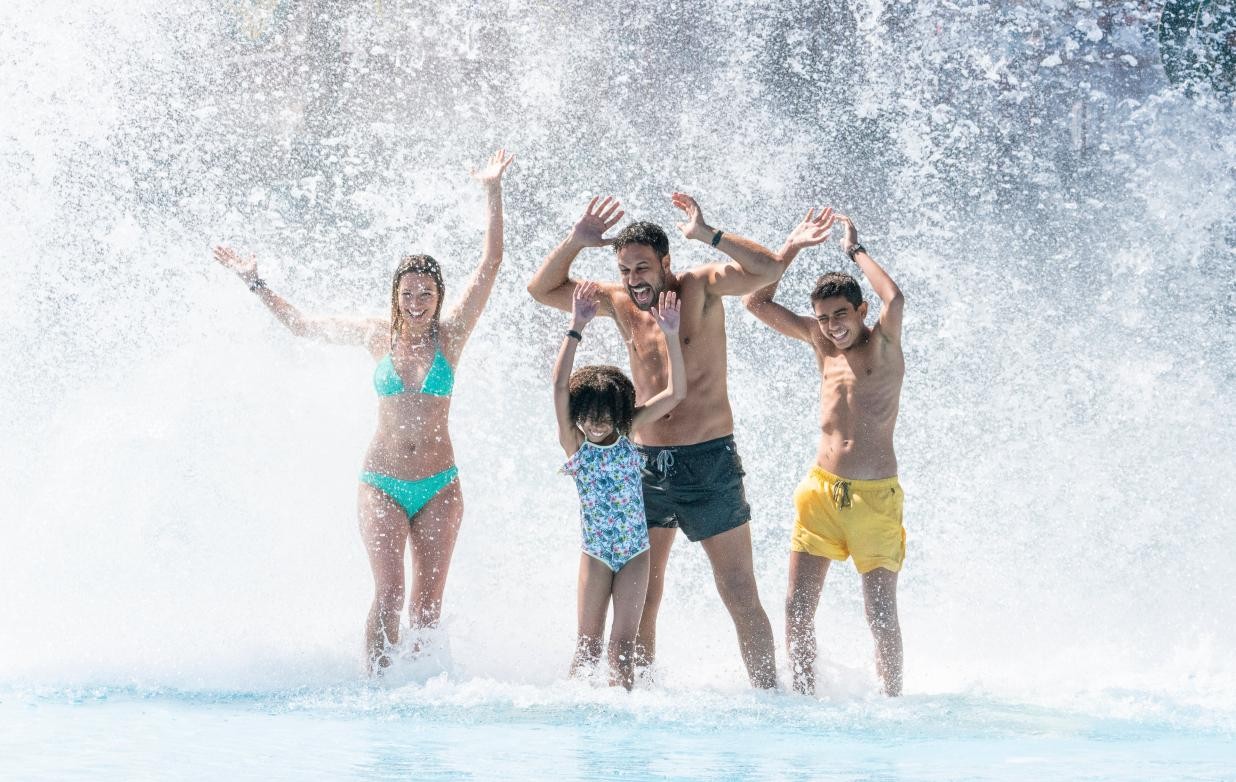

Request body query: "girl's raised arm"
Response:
[632, 291, 687, 430]
[213, 246, 383, 350]
[553, 282, 598, 456]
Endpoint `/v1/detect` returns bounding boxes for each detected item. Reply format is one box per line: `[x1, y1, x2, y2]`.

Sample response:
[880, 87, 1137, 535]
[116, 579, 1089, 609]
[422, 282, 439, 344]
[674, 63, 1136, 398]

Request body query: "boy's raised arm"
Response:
[743, 278, 816, 344]
[529, 196, 624, 315]
[742, 207, 837, 343]
[838, 216, 904, 344]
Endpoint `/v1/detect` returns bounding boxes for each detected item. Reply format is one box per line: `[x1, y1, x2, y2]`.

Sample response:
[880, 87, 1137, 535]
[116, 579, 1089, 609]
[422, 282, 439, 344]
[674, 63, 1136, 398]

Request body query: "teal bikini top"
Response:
[373, 345, 455, 398]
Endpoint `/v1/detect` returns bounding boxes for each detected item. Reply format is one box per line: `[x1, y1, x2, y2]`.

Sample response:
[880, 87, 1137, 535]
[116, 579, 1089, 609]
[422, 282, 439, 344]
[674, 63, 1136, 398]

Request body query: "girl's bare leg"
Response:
[608, 550, 650, 690]
[572, 553, 613, 678]
[358, 483, 410, 672]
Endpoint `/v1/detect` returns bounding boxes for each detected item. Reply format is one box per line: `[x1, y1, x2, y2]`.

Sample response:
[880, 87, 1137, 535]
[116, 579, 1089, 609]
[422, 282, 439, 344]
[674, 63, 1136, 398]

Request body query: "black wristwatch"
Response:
[845, 243, 866, 261]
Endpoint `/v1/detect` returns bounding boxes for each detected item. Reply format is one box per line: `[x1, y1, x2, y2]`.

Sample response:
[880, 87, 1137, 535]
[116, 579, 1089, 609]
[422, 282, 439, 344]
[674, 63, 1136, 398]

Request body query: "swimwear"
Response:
[790, 465, 905, 574]
[637, 435, 751, 542]
[360, 466, 459, 520]
[373, 344, 454, 397]
[362, 338, 458, 519]
[562, 436, 650, 572]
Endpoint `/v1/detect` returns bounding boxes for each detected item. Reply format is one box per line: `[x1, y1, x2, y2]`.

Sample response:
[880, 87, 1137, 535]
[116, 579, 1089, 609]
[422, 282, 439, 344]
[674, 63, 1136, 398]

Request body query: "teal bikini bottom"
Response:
[360, 465, 459, 520]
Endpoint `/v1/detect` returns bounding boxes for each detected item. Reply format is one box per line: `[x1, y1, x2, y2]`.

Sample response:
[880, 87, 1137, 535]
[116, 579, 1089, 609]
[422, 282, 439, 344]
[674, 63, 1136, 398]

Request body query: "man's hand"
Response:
[785, 207, 836, 254]
[836, 215, 860, 254]
[568, 197, 624, 248]
[650, 290, 681, 336]
[672, 192, 713, 243]
[571, 280, 600, 331]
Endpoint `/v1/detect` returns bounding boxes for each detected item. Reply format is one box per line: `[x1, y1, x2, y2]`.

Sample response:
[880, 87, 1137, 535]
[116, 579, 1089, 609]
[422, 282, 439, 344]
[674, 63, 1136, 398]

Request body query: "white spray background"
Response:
[1, 0, 1233, 720]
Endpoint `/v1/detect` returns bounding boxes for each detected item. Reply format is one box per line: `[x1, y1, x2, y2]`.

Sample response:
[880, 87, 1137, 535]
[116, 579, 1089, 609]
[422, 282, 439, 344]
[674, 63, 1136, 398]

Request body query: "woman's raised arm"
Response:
[213, 245, 383, 349]
[440, 148, 514, 355]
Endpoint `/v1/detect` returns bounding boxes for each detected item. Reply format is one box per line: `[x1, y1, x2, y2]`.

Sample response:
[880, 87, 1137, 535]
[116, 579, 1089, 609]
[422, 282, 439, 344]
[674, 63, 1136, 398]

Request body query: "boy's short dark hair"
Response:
[568, 365, 636, 436]
[810, 272, 863, 309]
[612, 221, 669, 260]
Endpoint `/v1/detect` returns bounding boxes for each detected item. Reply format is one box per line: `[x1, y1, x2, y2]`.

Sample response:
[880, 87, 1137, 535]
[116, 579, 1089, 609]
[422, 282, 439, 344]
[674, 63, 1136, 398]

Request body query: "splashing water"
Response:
[1, 1, 1234, 778]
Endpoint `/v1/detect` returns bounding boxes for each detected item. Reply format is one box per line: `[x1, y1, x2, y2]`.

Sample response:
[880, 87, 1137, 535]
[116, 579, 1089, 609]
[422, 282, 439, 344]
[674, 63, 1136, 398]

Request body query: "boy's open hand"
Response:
[571, 280, 600, 330]
[836, 215, 860, 252]
[785, 207, 836, 253]
[650, 290, 681, 335]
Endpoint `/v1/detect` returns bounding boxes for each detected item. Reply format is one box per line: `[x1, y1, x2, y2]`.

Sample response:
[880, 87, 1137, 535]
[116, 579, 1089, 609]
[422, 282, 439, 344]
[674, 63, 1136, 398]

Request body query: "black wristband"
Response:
[710, 229, 724, 248]
[845, 244, 866, 261]
[248, 277, 267, 292]
[566, 329, 583, 342]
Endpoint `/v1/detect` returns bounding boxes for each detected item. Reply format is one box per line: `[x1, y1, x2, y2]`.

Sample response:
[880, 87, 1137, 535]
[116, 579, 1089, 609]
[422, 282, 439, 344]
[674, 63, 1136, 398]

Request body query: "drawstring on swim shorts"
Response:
[653, 449, 675, 474]
[831, 479, 852, 509]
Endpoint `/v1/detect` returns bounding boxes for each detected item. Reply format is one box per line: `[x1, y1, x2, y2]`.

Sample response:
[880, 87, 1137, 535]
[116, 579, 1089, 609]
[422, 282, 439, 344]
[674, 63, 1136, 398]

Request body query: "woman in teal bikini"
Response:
[214, 148, 514, 671]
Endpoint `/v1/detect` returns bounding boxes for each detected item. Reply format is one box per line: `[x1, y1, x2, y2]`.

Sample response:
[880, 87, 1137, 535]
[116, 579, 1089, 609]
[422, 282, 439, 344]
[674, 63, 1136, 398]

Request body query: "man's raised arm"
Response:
[528, 196, 624, 314]
[672, 192, 821, 297]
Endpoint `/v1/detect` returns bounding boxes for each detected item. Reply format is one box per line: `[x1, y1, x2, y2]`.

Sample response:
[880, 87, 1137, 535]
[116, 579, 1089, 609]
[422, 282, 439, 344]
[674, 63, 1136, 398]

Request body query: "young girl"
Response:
[553, 280, 685, 690]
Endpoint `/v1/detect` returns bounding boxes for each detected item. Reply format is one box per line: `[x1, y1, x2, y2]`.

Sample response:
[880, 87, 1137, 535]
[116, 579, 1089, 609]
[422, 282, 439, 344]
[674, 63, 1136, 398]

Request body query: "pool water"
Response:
[5, 682, 1234, 780]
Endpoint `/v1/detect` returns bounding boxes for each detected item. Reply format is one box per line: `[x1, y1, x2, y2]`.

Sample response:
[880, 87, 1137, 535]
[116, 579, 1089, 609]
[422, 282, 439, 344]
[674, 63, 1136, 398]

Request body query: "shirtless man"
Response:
[528, 194, 834, 688]
[743, 215, 906, 696]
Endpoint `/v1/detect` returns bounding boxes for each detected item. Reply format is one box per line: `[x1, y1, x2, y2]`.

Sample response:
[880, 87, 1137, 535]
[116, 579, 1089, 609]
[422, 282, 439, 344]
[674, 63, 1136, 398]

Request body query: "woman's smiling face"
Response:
[397, 273, 441, 333]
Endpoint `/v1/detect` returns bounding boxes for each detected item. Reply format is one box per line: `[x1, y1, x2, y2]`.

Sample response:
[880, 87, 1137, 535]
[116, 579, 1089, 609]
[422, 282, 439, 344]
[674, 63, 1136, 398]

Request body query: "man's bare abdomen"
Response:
[632, 381, 734, 446]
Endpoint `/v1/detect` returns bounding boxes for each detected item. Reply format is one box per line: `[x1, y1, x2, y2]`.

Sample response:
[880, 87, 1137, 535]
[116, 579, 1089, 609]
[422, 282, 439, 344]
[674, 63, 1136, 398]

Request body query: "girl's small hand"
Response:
[571, 281, 600, 330]
[470, 147, 515, 187]
[213, 245, 258, 282]
[650, 290, 680, 335]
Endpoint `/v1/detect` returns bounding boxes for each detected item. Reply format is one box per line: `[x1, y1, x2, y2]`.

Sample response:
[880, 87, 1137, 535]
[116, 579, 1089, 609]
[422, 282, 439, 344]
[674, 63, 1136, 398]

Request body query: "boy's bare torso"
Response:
[810, 323, 904, 480]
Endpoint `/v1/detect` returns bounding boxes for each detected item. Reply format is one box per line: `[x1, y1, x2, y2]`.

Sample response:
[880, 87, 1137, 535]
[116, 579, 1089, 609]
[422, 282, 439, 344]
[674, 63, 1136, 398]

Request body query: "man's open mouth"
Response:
[630, 285, 653, 306]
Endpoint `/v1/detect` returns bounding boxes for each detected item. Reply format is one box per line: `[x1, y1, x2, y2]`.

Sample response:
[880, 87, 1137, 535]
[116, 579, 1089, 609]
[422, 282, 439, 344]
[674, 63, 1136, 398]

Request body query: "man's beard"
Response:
[625, 280, 660, 311]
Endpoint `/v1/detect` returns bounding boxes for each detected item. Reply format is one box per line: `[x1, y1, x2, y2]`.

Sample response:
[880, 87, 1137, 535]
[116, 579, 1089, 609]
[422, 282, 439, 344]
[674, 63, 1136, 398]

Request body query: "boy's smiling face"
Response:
[813, 295, 869, 349]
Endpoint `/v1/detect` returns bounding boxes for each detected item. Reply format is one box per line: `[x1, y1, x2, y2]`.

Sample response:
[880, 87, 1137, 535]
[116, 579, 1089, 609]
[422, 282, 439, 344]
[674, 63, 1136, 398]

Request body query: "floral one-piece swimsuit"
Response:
[561, 436, 650, 571]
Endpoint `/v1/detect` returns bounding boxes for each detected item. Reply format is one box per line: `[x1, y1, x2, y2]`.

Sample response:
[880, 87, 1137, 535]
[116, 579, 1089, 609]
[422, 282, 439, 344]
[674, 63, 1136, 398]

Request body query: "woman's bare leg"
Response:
[358, 483, 410, 672]
[407, 479, 463, 631]
[608, 550, 650, 690]
[572, 554, 613, 678]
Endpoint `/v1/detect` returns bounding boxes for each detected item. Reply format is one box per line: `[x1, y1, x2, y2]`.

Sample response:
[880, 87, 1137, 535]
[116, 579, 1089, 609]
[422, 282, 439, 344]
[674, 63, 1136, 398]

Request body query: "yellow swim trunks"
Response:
[790, 465, 905, 574]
